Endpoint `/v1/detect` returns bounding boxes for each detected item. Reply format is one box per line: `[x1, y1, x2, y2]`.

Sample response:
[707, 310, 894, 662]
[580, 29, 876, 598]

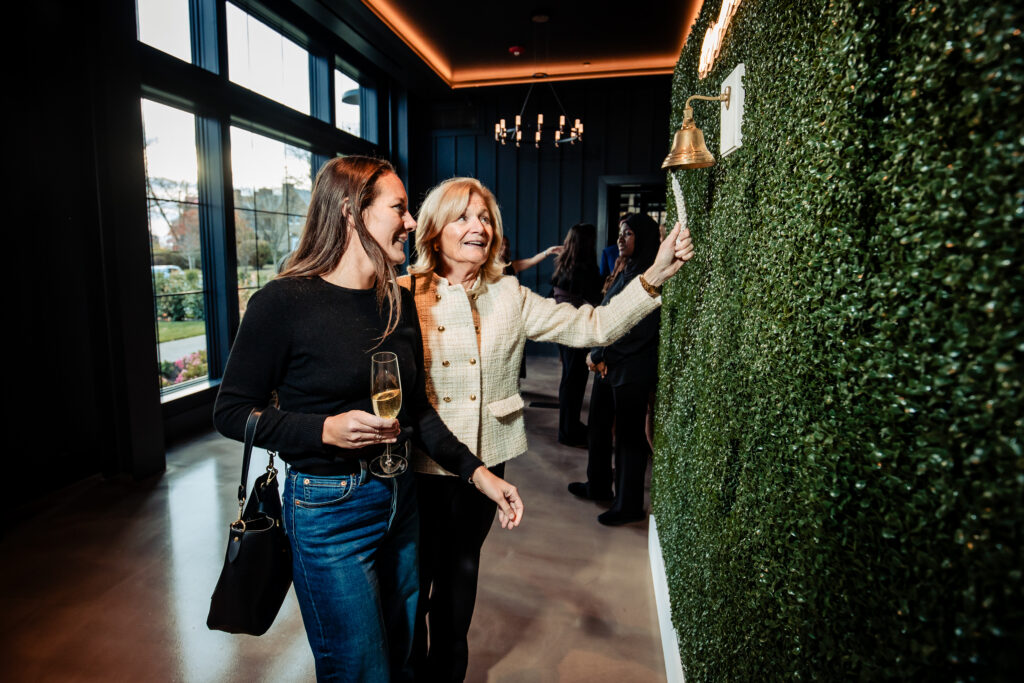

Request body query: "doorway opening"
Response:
[596, 174, 667, 255]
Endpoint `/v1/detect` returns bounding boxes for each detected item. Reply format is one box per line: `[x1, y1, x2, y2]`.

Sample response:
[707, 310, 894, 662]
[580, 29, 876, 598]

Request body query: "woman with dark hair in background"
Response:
[213, 156, 523, 682]
[568, 212, 663, 526]
[550, 223, 603, 446]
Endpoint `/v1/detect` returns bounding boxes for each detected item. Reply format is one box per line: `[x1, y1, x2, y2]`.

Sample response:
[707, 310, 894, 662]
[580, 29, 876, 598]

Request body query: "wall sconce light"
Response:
[699, 0, 742, 79]
[661, 88, 731, 170]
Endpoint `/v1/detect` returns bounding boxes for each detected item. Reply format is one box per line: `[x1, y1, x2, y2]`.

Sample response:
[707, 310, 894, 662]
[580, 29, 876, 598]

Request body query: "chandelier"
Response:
[494, 81, 583, 148]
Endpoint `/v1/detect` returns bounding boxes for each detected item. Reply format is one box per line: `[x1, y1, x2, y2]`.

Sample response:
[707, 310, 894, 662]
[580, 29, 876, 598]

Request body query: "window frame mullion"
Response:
[195, 113, 237, 380]
[310, 52, 332, 125]
[189, 0, 222, 74]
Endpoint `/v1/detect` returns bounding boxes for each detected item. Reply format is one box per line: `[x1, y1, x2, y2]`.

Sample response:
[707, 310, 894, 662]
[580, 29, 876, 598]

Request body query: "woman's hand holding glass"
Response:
[470, 465, 524, 529]
[642, 222, 695, 287]
[322, 410, 400, 449]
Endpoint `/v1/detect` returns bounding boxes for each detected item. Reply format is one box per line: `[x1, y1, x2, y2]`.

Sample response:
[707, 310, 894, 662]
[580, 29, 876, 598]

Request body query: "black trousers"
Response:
[586, 376, 651, 514]
[412, 463, 505, 682]
[557, 344, 591, 443]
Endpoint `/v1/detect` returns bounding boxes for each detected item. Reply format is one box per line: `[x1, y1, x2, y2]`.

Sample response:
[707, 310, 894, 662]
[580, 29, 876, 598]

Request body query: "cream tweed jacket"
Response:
[398, 272, 660, 476]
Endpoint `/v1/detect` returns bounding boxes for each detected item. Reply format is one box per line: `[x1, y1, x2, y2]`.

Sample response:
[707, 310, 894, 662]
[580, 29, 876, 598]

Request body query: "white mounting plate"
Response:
[720, 63, 745, 158]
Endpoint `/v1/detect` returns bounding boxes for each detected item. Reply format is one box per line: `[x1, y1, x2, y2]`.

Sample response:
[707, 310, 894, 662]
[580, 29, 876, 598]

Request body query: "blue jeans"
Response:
[283, 463, 419, 682]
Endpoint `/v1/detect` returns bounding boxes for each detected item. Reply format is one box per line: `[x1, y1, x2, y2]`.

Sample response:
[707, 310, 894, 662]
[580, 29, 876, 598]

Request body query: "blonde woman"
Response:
[399, 177, 694, 681]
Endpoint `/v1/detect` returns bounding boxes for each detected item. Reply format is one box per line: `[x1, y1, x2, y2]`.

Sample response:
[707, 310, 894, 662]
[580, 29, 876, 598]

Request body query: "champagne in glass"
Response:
[372, 388, 402, 420]
[369, 351, 407, 477]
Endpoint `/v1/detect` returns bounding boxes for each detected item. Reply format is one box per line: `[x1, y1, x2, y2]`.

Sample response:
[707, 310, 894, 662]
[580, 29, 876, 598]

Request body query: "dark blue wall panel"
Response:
[434, 135, 456, 181]
[456, 134, 475, 177]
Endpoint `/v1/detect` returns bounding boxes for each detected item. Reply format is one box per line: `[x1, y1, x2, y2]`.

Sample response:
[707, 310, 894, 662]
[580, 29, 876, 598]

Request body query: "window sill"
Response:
[160, 378, 221, 423]
[161, 377, 220, 405]
[161, 378, 222, 442]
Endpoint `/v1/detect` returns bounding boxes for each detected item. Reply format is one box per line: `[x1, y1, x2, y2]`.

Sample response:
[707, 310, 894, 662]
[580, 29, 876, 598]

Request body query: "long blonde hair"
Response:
[409, 177, 506, 283]
[279, 156, 403, 340]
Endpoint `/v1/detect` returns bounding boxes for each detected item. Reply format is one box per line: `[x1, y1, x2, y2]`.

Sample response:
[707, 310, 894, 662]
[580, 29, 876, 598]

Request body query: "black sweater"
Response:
[213, 277, 480, 480]
[590, 264, 660, 388]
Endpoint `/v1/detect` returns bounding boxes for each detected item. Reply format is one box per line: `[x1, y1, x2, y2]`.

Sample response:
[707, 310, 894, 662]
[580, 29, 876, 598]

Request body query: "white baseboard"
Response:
[649, 515, 685, 683]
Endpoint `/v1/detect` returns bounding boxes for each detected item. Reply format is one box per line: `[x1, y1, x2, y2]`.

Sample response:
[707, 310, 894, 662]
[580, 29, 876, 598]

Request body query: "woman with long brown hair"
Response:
[214, 157, 523, 682]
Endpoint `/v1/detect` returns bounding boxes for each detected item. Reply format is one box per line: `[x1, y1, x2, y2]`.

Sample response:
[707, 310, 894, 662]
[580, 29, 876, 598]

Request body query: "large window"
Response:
[141, 99, 209, 391]
[231, 127, 312, 314]
[226, 3, 311, 114]
[135, 0, 384, 402]
[136, 0, 191, 63]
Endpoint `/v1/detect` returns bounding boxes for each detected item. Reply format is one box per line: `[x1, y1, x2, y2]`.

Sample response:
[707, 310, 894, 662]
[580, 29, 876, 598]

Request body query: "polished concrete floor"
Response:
[1, 357, 665, 683]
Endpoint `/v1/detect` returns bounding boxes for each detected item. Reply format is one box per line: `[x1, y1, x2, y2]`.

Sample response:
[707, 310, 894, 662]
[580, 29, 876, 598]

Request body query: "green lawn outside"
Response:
[158, 320, 206, 343]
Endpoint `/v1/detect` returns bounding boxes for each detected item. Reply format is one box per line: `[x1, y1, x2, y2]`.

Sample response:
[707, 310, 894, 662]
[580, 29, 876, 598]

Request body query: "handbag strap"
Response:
[237, 409, 262, 520]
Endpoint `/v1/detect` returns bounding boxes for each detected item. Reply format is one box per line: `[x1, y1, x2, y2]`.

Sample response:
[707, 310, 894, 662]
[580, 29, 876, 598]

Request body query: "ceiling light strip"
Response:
[453, 67, 675, 90]
[360, 0, 453, 85]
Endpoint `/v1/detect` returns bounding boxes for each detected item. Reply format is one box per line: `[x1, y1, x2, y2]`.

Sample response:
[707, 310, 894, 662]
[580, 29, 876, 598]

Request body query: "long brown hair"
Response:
[552, 223, 598, 281]
[278, 156, 403, 340]
[409, 177, 506, 283]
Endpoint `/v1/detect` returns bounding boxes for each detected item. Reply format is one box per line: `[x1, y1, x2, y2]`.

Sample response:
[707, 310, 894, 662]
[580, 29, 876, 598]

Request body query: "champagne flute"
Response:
[369, 351, 407, 477]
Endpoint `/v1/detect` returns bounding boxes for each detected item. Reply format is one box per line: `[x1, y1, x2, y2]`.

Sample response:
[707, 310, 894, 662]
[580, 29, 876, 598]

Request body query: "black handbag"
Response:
[207, 409, 293, 636]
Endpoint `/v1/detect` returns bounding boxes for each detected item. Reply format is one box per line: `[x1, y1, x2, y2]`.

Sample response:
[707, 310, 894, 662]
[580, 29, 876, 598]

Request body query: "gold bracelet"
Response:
[638, 273, 662, 297]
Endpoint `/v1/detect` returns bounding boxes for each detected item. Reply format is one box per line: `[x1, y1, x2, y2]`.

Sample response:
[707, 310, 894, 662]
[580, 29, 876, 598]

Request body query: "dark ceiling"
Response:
[361, 0, 704, 88]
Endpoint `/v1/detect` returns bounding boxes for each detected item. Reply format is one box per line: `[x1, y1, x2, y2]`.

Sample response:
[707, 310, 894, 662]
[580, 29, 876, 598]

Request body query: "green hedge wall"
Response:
[653, 0, 1022, 679]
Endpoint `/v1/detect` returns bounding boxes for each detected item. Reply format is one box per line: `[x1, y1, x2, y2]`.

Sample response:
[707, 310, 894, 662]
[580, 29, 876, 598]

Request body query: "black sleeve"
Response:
[589, 271, 618, 364]
[213, 284, 328, 457]
[599, 308, 660, 369]
[404, 292, 483, 481]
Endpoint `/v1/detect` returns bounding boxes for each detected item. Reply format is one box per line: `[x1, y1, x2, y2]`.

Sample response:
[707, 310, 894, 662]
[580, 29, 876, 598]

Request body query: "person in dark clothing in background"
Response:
[569, 212, 663, 526]
[550, 223, 603, 446]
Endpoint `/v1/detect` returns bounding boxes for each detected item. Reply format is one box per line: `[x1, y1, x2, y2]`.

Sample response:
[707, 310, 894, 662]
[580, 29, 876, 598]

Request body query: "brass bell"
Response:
[662, 106, 715, 170]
